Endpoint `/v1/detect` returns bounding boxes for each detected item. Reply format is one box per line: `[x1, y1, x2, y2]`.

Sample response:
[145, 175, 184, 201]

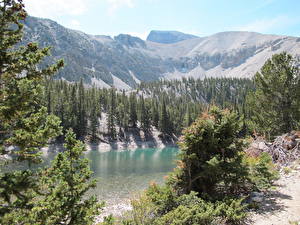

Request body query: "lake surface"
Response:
[85, 147, 179, 205]
[3, 147, 179, 210]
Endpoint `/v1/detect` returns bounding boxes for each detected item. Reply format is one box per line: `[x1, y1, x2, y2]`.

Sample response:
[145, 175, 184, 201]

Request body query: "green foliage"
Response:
[129, 92, 138, 128]
[124, 187, 247, 225]
[154, 202, 218, 225]
[283, 166, 292, 175]
[107, 88, 117, 140]
[0, 0, 62, 220]
[0, 0, 63, 162]
[44, 76, 254, 140]
[0, 169, 37, 219]
[122, 107, 282, 225]
[215, 197, 247, 225]
[245, 152, 279, 191]
[102, 215, 116, 225]
[168, 106, 248, 197]
[145, 183, 178, 216]
[153, 191, 219, 225]
[158, 99, 171, 135]
[139, 95, 151, 132]
[122, 192, 157, 225]
[1, 129, 103, 224]
[29, 129, 103, 224]
[246, 52, 300, 138]
[0, 2, 102, 223]
[122, 108, 253, 225]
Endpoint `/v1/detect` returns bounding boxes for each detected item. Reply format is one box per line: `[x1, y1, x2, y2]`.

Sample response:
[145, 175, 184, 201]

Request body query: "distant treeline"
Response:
[44, 77, 254, 141]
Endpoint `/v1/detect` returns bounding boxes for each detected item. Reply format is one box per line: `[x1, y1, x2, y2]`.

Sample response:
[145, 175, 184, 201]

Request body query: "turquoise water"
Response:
[86, 147, 179, 204]
[3, 147, 179, 206]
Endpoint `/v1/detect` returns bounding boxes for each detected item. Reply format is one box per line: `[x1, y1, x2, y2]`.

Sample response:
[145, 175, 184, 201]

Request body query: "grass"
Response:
[289, 220, 300, 225]
[283, 167, 292, 175]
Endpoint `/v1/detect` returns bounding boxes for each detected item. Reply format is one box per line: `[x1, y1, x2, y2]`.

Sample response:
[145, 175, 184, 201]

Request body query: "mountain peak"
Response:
[146, 30, 198, 44]
[22, 17, 300, 88]
[114, 34, 146, 48]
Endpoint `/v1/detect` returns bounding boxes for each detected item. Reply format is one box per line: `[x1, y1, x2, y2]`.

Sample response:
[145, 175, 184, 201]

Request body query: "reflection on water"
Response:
[86, 147, 179, 205]
[2, 147, 179, 206]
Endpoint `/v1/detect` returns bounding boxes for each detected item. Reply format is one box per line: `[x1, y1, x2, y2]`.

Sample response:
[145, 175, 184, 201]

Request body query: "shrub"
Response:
[123, 192, 157, 225]
[123, 187, 247, 225]
[167, 106, 249, 198]
[245, 152, 279, 191]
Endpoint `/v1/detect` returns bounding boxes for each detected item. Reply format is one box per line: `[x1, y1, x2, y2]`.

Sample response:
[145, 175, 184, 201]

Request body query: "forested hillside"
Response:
[44, 77, 254, 141]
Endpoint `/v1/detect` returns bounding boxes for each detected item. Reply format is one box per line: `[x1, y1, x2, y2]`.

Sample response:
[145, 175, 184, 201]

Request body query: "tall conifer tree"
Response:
[107, 88, 116, 139]
[246, 52, 300, 137]
[0, 1, 102, 223]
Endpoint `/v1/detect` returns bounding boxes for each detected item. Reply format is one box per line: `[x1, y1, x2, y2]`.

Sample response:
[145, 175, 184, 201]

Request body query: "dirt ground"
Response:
[249, 167, 300, 225]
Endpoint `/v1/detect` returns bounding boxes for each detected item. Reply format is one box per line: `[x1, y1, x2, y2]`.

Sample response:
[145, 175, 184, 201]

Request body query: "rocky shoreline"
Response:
[85, 133, 178, 152]
[43, 129, 178, 154]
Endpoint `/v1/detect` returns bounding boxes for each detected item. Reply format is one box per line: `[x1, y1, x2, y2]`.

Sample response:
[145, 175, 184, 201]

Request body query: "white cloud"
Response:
[23, 0, 89, 19]
[234, 16, 291, 33]
[105, 0, 135, 16]
[24, 0, 136, 20]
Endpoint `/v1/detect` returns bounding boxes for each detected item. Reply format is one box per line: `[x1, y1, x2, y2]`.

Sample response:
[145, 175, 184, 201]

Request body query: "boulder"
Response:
[250, 192, 264, 203]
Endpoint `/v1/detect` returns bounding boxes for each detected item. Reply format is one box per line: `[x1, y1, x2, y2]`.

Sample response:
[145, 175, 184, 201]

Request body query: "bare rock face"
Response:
[114, 34, 146, 48]
[146, 30, 198, 44]
[22, 17, 300, 88]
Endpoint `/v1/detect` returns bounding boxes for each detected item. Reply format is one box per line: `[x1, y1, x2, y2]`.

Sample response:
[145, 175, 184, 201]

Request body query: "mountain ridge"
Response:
[146, 30, 198, 44]
[22, 16, 300, 89]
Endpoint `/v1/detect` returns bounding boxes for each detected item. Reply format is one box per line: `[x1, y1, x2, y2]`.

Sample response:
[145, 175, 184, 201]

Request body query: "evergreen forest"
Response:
[44, 77, 254, 141]
[1, 1, 300, 225]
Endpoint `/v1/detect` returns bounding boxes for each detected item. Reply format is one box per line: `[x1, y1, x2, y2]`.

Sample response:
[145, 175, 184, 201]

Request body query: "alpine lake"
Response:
[14, 147, 180, 210]
[86, 147, 179, 205]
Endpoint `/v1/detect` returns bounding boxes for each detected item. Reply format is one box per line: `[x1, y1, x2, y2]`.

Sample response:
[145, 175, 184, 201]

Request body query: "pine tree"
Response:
[77, 79, 87, 138]
[167, 107, 248, 197]
[121, 90, 129, 131]
[70, 85, 78, 134]
[158, 99, 171, 134]
[183, 104, 193, 128]
[0, 0, 63, 162]
[246, 52, 300, 138]
[139, 95, 151, 132]
[129, 92, 138, 128]
[90, 88, 100, 141]
[107, 88, 117, 139]
[0, 0, 62, 220]
[150, 100, 159, 128]
[90, 106, 99, 141]
[28, 129, 103, 225]
[0, 1, 101, 222]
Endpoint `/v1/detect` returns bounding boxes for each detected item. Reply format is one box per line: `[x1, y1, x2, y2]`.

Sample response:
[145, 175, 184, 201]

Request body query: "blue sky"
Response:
[24, 0, 300, 39]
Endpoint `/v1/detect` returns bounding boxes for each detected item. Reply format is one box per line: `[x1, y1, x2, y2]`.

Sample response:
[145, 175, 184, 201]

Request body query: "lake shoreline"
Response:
[44, 129, 179, 153]
[43, 140, 178, 155]
[86, 128, 179, 151]
[85, 138, 178, 152]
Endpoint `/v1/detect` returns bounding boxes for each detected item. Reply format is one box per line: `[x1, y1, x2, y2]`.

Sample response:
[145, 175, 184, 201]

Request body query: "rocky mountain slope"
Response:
[22, 16, 300, 89]
[146, 30, 198, 44]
